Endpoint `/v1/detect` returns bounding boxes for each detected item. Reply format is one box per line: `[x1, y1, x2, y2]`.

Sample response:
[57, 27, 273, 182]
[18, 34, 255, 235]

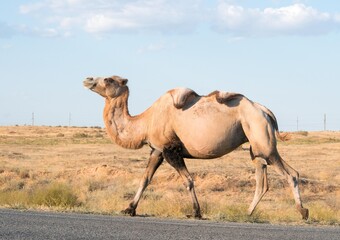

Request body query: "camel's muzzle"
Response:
[83, 77, 97, 90]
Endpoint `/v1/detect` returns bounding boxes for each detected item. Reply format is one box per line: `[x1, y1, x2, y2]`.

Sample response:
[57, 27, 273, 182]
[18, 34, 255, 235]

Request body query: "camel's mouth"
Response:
[83, 77, 97, 90]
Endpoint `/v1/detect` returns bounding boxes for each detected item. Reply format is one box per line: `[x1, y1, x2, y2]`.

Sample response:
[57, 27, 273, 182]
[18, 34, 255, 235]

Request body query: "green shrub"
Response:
[0, 190, 29, 208]
[0, 183, 81, 209]
[33, 183, 80, 208]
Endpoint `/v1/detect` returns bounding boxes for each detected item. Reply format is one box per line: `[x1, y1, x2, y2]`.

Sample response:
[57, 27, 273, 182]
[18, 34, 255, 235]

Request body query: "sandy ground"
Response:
[0, 126, 339, 224]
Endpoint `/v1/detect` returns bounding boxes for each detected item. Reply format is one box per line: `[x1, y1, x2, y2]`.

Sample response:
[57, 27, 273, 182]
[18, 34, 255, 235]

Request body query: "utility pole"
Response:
[32, 112, 34, 126]
[296, 116, 299, 131]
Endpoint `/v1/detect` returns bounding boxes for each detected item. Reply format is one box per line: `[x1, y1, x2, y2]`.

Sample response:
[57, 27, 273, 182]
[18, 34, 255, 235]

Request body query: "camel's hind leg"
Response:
[163, 144, 202, 219]
[269, 153, 309, 220]
[248, 158, 269, 216]
[123, 149, 163, 216]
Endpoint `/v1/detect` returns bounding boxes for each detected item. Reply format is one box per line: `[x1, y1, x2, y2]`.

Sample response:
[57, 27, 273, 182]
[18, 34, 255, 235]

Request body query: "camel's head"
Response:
[83, 75, 128, 98]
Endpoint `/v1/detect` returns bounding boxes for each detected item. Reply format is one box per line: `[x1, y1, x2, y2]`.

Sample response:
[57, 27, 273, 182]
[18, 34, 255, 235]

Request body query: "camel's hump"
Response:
[169, 88, 198, 109]
[170, 89, 243, 109]
[213, 91, 244, 104]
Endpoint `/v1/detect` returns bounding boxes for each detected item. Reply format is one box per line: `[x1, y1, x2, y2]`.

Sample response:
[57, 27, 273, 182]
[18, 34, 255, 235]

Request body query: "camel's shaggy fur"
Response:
[83, 75, 309, 220]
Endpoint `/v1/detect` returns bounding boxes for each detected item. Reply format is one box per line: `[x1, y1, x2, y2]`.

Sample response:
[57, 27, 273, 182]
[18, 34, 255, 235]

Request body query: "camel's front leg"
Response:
[122, 149, 163, 216]
[248, 159, 268, 215]
[163, 144, 202, 219]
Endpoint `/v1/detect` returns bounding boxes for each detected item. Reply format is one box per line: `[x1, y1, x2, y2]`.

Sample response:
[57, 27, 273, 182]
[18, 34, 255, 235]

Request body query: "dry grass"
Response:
[0, 126, 339, 225]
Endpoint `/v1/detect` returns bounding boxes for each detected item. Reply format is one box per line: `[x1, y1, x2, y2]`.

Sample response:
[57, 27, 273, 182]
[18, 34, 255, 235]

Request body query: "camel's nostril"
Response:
[87, 77, 94, 81]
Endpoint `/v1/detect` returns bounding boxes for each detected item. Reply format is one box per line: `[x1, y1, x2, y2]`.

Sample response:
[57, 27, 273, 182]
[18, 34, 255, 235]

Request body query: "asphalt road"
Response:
[0, 209, 339, 240]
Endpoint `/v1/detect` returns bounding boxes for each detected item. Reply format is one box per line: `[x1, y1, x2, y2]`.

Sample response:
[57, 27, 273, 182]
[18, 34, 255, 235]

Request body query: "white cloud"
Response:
[15, 0, 340, 38]
[19, 0, 202, 36]
[84, 14, 139, 33]
[83, 0, 201, 34]
[215, 2, 338, 36]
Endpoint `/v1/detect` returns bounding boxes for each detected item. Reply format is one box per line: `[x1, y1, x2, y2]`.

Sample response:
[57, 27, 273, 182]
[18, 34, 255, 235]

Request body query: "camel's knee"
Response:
[288, 174, 299, 188]
[281, 164, 299, 186]
[185, 178, 194, 191]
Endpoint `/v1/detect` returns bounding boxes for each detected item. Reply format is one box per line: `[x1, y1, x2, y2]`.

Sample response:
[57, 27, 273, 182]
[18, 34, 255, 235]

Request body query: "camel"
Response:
[83, 75, 309, 220]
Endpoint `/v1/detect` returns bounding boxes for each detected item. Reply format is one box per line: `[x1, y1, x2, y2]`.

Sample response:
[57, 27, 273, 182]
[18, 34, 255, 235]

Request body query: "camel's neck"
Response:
[103, 90, 147, 149]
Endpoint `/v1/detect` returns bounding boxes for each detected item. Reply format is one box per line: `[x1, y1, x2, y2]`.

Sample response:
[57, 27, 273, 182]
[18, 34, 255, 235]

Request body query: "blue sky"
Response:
[1, 0, 340, 131]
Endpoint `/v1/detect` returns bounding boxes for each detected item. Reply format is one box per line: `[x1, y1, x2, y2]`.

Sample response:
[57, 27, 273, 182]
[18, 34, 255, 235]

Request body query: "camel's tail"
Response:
[254, 102, 283, 141]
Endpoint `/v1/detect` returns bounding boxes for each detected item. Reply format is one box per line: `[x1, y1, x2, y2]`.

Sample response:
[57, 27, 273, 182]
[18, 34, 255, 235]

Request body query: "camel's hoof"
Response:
[194, 211, 202, 220]
[186, 212, 202, 219]
[185, 213, 202, 219]
[301, 208, 309, 220]
[122, 207, 136, 217]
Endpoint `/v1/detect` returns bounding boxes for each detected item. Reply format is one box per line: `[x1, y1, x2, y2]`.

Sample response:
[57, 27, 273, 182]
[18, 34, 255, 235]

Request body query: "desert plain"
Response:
[0, 126, 339, 225]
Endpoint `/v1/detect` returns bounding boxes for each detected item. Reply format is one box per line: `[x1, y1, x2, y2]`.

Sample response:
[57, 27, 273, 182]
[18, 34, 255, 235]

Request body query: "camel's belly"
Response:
[175, 119, 247, 159]
[181, 135, 246, 159]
